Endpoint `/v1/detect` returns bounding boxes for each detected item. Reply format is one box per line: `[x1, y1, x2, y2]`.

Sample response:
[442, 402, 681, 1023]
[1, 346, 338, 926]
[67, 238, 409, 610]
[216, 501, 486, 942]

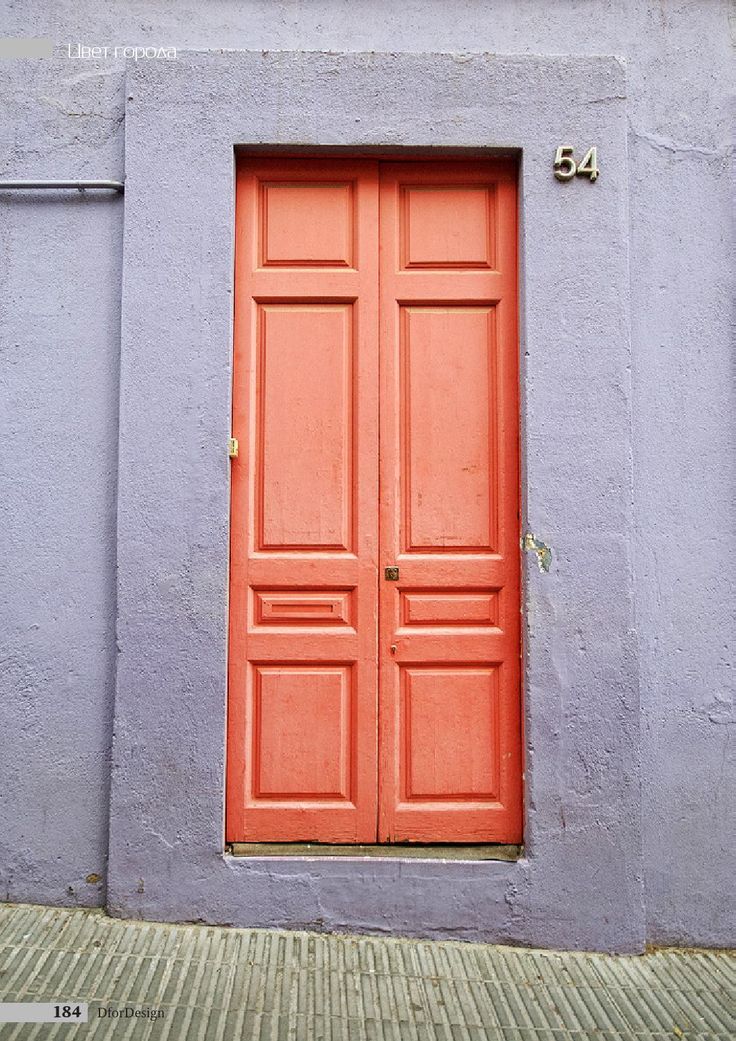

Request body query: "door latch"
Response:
[228, 437, 239, 459]
[384, 566, 399, 581]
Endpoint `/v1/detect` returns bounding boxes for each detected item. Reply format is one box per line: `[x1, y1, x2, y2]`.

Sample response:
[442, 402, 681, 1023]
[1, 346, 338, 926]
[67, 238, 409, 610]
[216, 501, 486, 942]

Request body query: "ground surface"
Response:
[0, 904, 732, 1039]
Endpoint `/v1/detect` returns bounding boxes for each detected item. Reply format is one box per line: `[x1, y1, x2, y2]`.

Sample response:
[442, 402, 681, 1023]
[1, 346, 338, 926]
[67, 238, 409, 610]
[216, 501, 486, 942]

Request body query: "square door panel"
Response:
[401, 186, 496, 269]
[401, 666, 499, 800]
[253, 665, 353, 800]
[260, 182, 355, 267]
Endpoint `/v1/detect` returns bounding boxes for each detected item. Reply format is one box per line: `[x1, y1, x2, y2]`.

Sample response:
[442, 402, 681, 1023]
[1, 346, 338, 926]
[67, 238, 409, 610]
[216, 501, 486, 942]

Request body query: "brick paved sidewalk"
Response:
[0, 904, 733, 1039]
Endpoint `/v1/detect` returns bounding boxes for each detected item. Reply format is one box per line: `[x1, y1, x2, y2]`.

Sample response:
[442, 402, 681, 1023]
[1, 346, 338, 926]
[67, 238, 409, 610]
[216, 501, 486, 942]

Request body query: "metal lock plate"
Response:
[384, 566, 399, 581]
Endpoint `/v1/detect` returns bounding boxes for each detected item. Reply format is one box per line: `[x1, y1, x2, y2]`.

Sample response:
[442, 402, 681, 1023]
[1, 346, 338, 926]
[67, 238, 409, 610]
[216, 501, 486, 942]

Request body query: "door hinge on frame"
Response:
[228, 436, 239, 459]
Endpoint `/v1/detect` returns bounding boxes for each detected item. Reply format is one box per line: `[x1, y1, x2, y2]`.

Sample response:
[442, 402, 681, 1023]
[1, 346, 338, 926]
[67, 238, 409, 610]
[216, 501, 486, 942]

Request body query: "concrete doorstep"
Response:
[0, 903, 733, 1040]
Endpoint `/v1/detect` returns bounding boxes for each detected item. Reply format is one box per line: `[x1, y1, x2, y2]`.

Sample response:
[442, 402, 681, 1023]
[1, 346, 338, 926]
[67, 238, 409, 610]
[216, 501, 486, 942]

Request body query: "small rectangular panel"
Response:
[253, 665, 353, 800]
[401, 666, 499, 800]
[402, 307, 496, 552]
[401, 186, 495, 269]
[261, 182, 354, 266]
[401, 590, 498, 627]
[257, 304, 353, 550]
[253, 589, 353, 627]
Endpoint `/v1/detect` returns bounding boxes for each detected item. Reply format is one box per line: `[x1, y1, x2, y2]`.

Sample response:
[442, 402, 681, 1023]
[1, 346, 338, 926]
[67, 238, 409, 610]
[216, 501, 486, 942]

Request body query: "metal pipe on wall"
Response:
[0, 180, 124, 192]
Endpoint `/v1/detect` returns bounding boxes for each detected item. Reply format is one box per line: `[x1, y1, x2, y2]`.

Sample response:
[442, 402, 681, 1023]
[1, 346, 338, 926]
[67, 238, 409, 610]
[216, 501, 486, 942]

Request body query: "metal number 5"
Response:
[553, 145, 577, 181]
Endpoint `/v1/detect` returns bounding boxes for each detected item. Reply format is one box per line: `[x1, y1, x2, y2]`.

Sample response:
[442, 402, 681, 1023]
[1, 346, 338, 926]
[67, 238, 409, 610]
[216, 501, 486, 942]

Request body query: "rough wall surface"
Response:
[0, 62, 124, 907]
[0, 1, 733, 947]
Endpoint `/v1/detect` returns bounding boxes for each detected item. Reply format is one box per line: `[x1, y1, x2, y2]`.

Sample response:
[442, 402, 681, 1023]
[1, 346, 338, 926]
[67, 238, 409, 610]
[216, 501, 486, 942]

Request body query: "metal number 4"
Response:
[554, 146, 599, 183]
[577, 146, 599, 181]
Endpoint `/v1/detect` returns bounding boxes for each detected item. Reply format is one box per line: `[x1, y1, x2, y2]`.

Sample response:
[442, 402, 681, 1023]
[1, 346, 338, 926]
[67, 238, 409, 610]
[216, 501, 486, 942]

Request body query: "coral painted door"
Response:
[227, 159, 380, 842]
[227, 157, 521, 845]
[377, 161, 521, 842]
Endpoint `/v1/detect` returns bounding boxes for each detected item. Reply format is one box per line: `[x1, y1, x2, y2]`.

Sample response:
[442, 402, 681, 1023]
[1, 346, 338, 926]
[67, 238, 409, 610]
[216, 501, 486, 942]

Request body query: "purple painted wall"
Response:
[0, 1, 733, 949]
[0, 59, 124, 906]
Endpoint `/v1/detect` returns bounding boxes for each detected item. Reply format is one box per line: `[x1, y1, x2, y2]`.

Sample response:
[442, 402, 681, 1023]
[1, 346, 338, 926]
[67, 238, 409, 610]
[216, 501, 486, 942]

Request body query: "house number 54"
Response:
[554, 146, 599, 182]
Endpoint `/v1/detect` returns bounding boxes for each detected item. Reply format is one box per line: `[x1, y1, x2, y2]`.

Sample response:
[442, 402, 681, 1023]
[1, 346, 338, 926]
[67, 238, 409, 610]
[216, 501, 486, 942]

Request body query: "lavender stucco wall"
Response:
[0, 1, 733, 949]
[0, 61, 124, 907]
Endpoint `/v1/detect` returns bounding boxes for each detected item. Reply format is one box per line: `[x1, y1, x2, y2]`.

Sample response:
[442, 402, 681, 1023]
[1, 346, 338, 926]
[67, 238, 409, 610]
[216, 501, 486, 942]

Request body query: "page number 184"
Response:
[54, 1006, 82, 1019]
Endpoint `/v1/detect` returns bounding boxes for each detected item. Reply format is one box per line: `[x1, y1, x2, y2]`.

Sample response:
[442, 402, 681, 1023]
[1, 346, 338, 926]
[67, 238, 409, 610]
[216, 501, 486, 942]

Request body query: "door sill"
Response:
[228, 843, 522, 861]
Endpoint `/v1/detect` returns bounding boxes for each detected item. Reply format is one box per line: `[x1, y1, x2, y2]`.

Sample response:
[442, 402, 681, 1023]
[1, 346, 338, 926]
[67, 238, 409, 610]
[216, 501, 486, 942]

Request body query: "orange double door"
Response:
[227, 157, 521, 845]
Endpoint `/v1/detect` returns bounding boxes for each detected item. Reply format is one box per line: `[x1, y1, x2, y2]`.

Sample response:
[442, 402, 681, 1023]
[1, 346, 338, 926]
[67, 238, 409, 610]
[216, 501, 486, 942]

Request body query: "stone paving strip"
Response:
[0, 904, 733, 1039]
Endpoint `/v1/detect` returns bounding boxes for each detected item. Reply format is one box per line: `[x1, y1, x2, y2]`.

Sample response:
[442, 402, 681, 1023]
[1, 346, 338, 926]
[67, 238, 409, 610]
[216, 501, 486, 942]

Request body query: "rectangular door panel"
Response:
[257, 303, 354, 552]
[378, 160, 522, 843]
[260, 181, 355, 267]
[401, 184, 497, 269]
[400, 590, 499, 627]
[253, 590, 354, 627]
[402, 665, 500, 800]
[402, 306, 496, 552]
[253, 664, 354, 800]
[227, 159, 379, 843]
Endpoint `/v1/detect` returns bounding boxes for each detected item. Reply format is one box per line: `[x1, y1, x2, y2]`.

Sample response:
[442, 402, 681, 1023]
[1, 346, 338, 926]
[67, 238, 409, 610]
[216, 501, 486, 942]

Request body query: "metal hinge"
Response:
[228, 437, 239, 459]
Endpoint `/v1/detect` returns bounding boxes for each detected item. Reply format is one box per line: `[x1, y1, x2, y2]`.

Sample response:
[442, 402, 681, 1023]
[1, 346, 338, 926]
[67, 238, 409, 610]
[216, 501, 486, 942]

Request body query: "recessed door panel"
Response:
[253, 665, 354, 799]
[253, 590, 354, 627]
[401, 306, 496, 552]
[400, 591, 499, 628]
[401, 185, 496, 269]
[401, 666, 500, 800]
[260, 181, 355, 266]
[257, 303, 353, 551]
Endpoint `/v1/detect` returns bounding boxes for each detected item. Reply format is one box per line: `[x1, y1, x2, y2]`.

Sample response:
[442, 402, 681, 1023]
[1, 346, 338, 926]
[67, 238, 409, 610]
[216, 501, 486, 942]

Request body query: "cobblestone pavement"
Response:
[0, 903, 733, 1039]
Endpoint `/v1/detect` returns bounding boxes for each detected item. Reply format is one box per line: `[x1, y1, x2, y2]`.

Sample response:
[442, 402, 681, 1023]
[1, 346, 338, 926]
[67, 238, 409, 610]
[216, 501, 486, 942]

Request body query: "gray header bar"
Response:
[0, 38, 53, 58]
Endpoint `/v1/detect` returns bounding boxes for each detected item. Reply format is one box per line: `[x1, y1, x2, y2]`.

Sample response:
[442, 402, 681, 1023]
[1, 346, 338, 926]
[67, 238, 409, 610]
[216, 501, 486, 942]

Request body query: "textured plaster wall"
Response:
[0, 62, 124, 906]
[0, 1, 733, 947]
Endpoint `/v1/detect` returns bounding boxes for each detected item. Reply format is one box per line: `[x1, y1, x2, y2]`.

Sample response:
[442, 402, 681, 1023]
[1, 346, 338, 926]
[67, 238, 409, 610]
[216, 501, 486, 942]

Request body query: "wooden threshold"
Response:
[228, 843, 522, 861]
